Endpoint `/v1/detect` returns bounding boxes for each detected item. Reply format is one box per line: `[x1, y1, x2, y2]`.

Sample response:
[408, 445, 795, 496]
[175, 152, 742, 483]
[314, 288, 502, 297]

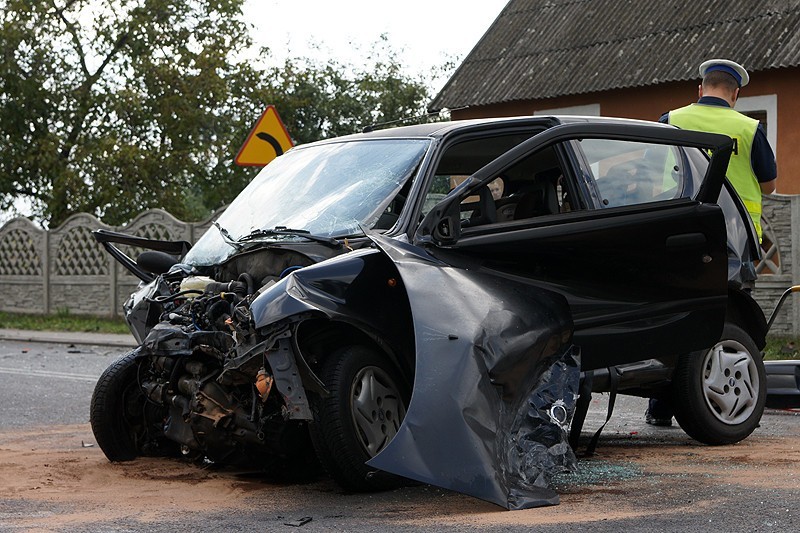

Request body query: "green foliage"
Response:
[0, 3, 434, 227]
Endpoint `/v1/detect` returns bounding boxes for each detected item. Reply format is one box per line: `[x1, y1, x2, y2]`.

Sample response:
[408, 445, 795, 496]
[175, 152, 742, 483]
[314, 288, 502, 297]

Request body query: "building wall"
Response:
[452, 67, 800, 194]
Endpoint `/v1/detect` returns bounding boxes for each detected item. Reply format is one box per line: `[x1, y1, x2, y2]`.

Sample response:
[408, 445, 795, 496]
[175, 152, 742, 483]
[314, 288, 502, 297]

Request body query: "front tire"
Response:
[672, 323, 766, 445]
[309, 345, 409, 491]
[90, 349, 172, 461]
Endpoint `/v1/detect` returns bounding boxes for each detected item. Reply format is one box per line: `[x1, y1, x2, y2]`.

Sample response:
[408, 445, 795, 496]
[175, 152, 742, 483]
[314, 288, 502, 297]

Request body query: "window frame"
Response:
[736, 94, 777, 156]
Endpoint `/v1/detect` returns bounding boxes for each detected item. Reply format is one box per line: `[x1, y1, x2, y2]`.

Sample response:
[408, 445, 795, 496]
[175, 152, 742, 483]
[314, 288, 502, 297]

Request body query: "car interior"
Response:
[425, 131, 579, 228]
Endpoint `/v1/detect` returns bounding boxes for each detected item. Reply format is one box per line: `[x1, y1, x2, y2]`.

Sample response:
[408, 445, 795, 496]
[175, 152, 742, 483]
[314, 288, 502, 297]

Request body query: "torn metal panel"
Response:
[504, 347, 580, 508]
[249, 248, 416, 370]
[250, 249, 396, 327]
[367, 235, 579, 510]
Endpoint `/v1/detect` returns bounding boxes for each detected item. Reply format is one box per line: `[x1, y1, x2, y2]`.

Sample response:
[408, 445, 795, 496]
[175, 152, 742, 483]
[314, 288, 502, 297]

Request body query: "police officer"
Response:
[647, 59, 778, 427]
[661, 58, 777, 240]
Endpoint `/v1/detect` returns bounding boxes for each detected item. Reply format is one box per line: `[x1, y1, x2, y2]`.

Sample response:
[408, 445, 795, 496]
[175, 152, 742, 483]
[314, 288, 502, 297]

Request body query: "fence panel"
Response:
[755, 195, 798, 336]
[0, 208, 223, 316]
[0, 217, 46, 314]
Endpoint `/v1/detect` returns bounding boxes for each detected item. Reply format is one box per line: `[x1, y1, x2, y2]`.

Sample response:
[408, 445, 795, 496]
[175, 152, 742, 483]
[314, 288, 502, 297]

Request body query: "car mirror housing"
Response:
[416, 195, 462, 247]
[433, 212, 461, 245]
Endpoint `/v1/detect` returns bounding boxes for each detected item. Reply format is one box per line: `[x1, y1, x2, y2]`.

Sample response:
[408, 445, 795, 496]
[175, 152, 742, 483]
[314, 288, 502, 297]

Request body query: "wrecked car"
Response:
[91, 116, 770, 510]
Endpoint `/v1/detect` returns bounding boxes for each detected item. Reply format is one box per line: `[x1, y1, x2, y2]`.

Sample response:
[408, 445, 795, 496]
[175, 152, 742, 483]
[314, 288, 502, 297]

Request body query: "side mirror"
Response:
[415, 181, 478, 247]
[431, 202, 462, 245]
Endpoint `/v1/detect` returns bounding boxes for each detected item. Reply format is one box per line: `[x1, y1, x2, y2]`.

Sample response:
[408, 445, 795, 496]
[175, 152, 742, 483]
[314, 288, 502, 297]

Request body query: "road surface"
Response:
[0, 338, 798, 532]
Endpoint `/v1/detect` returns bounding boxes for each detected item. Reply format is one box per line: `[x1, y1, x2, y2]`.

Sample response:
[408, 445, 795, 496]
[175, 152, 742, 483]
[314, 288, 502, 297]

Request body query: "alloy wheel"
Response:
[701, 339, 760, 425]
[349, 365, 406, 457]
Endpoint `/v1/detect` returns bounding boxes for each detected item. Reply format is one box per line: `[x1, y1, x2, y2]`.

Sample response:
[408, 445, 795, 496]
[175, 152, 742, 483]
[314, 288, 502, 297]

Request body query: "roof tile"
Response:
[431, 0, 800, 110]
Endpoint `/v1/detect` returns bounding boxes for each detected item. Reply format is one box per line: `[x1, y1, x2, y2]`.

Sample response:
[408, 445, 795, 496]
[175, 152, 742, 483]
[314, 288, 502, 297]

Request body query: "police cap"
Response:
[699, 59, 750, 87]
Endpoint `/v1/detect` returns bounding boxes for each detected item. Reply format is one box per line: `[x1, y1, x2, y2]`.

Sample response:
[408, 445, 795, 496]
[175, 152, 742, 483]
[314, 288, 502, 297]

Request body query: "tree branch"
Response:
[50, 0, 90, 78]
[58, 25, 131, 161]
[11, 184, 43, 200]
[86, 30, 129, 86]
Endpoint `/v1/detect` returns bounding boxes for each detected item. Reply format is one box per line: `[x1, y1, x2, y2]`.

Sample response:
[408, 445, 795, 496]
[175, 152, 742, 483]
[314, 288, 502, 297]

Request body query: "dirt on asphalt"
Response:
[1, 413, 799, 532]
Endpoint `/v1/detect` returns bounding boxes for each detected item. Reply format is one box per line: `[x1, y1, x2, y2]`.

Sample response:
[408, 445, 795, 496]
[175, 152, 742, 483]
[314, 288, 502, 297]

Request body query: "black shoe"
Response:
[645, 410, 672, 427]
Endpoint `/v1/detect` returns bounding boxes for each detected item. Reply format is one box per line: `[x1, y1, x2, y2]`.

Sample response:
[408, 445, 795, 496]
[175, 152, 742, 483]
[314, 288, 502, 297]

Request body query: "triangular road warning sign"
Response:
[235, 105, 294, 166]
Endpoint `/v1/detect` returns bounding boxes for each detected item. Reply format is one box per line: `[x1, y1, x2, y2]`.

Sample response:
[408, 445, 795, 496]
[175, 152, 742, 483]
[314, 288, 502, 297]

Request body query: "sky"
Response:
[242, 0, 510, 94]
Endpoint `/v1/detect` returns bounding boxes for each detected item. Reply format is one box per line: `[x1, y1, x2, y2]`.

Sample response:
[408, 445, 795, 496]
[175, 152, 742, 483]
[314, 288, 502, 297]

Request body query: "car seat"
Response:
[513, 180, 558, 219]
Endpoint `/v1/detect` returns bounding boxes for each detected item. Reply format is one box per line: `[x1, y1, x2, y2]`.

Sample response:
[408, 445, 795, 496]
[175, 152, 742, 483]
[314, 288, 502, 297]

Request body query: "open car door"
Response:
[415, 122, 734, 370]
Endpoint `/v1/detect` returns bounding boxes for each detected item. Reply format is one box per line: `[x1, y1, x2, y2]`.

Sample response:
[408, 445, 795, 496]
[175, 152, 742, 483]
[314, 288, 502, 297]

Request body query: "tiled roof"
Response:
[430, 0, 800, 110]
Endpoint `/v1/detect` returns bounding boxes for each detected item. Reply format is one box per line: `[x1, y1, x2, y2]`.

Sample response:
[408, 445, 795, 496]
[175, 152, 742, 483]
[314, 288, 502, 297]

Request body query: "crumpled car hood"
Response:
[365, 235, 580, 509]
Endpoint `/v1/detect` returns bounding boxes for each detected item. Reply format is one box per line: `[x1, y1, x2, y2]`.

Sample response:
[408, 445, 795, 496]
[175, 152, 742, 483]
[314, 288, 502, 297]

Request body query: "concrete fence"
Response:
[0, 208, 220, 317]
[0, 196, 797, 335]
[753, 194, 800, 336]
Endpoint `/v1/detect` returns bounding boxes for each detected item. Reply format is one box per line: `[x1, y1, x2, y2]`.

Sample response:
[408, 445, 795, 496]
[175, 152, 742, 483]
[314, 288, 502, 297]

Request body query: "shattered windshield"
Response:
[185, 138, 429, 265]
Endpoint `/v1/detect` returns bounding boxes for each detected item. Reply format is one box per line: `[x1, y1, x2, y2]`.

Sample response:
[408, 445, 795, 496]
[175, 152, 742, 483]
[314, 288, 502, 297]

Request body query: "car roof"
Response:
[294, 115, 676, 147]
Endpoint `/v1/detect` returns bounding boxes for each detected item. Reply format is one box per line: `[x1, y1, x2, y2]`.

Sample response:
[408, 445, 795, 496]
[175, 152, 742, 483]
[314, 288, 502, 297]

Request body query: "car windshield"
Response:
[184, 138, 429, 265]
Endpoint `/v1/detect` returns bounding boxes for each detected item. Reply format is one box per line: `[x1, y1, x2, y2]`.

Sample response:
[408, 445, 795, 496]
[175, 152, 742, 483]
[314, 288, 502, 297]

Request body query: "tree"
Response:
[0, 1, 435, 227]
[0, 0, 265, 226]
[260, 35, 435, 145]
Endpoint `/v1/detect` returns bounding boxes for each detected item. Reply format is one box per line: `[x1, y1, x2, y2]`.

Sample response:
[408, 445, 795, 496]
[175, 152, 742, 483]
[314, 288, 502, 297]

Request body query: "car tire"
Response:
[309, 345, 409, 491]
[672, 323, 766, 445]
[90, 349, 173, 461]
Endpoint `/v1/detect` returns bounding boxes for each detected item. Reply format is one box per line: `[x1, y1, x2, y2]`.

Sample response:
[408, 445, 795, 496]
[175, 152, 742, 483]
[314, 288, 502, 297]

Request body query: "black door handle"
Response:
[665, 232, 707, 249]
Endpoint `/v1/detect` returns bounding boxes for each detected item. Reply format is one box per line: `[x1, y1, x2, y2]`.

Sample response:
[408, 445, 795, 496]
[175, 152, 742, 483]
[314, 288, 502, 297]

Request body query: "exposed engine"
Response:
[91, 228, 412, 493]
[131, 269, 313, 469]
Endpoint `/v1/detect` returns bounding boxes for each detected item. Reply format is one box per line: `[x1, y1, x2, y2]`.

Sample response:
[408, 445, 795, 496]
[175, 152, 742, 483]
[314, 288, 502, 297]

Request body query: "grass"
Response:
[764, 336, 800, 361]
[0, 311, 130, 335]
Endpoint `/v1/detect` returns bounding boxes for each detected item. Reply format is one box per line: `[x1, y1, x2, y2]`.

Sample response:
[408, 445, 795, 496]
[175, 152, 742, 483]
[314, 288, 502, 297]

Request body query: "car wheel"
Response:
[90, 350, 173, 461]
[309, 345, 409, 491]
[672, 323, 766, 445]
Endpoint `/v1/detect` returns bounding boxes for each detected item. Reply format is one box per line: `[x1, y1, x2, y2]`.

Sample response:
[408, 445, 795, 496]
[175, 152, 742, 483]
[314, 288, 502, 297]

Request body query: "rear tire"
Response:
[672, 323, 766, 445]
[90, 349, 173, 461]
[309, 345, 408, 491]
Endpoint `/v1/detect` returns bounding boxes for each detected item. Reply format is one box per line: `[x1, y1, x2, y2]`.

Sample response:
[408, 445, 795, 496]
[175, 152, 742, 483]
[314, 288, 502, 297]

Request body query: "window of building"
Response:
[735, 94, 777, 156]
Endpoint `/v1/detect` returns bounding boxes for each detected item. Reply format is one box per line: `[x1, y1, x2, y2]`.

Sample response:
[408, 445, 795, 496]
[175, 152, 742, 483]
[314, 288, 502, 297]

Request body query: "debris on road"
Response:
[284, 516, 312, 527]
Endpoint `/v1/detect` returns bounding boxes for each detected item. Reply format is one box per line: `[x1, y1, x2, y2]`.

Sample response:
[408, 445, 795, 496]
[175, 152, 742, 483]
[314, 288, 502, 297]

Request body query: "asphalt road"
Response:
[0, 340, 123, 429]
[0, 339, 798, 532]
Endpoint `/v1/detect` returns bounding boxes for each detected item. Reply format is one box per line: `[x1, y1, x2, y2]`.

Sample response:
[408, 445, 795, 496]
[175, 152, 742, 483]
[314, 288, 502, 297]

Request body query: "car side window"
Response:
[422, 135, 584, 231]
[459, 144, 579, 228]
[422, 174, 451, 216]
[421, 131, 541, 219]
[578, 139, 686, 208]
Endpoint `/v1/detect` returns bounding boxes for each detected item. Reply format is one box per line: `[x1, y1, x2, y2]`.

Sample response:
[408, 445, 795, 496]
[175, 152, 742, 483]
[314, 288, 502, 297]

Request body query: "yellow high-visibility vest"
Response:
[669, 103, 763, 239]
